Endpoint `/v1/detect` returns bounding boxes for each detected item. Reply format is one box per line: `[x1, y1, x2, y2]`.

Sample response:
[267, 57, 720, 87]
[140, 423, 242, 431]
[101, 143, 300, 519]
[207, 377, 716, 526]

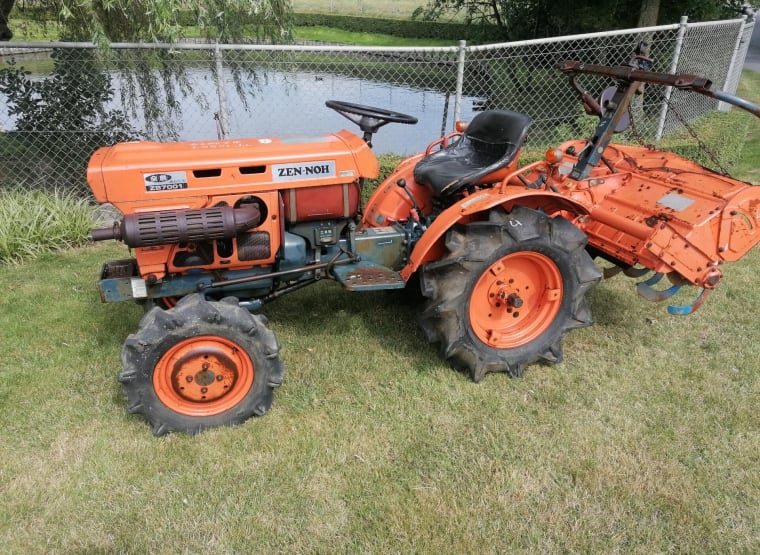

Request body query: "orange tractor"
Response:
[89, 45, 760, 435]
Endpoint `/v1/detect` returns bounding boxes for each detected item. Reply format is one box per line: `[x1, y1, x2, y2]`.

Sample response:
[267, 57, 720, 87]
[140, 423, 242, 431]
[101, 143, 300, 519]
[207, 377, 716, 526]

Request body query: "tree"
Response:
[0, 1, 294, 193]
[413, 0, 646, 39]
[2, 1, 294, 141]
[0, 0, 293, 43]
[414, 0, 744, 39]
[0, 0, 12, 40]
[637, 0, 661, 27]
[0, 48, 140, 192]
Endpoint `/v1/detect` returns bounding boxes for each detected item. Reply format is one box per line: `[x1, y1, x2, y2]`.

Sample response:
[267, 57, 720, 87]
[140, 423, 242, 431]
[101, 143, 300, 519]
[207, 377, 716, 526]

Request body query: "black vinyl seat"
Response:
[413, 110, 532, 197]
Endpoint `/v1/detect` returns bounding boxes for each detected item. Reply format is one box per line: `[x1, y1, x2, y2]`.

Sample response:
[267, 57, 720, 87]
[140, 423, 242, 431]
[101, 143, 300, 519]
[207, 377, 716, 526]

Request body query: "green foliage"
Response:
[413, 0, 743, 39]
[375, 153, 404, 183]
[3, 2, 295, 151]
[0, 187, 92, 264]
[659, 108, 750, 174]
[659, 0, 746, 25]
[0, 48, 139, 193]
[294, 12, 504, 43]
[549, 112, 599, 145]
[732, 70, 760, 183]
[0, 49, 133, 139]
[12, 0, 293, 42]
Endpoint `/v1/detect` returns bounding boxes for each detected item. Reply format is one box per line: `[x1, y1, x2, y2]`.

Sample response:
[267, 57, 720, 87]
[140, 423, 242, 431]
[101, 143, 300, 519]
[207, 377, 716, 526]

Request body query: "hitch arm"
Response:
[559, 61, 760, 119]
[559, 61, 713, 89]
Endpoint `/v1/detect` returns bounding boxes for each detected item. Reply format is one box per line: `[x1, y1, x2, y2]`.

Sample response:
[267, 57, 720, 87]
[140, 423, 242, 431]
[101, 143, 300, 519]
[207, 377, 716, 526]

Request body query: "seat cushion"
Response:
[413, 110, 532, 196]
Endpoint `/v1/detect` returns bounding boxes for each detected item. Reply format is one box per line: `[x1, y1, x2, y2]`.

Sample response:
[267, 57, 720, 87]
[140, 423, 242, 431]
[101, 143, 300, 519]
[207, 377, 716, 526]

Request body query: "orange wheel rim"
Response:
[469, 251, 563, 349]
[153, 336, 254, 417]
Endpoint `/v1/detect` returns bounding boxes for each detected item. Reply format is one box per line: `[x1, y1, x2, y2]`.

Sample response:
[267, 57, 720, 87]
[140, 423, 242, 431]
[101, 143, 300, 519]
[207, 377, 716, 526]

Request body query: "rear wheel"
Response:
[120, 294, 284, 435]
[419, 206, 600, 381]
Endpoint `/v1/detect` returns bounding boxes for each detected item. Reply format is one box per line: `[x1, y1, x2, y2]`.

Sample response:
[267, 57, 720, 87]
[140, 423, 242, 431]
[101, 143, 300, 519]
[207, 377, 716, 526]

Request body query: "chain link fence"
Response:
[0, 16, 753, 193]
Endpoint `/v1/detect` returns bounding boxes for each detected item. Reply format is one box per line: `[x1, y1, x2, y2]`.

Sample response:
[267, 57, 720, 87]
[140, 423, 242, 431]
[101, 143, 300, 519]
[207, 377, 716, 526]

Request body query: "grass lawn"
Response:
[2, 241, 759, 553]
[734, 70, 760, 181]
[293, 25, 453, 47]
[1, 76, 759, 553]
[290, 0, 429, 19]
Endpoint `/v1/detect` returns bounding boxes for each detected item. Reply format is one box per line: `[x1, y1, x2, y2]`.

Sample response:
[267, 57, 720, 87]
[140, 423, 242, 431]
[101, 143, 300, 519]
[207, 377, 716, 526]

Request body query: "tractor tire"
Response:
[119, 294, 284, 436]
[418, 206, 601, 381]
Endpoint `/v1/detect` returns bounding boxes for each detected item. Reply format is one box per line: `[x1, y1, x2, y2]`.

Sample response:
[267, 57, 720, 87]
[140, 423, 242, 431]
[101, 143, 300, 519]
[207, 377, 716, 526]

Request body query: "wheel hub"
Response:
[170, 349, 240, 403]
[469, 251, 563, 349]
[154, 336, 255, 416]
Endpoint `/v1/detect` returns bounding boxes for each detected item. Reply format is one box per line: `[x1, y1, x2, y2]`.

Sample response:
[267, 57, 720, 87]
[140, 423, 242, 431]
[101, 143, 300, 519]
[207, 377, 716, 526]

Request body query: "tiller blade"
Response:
[623, 266, 652, 278]
[666, 288, 711, 316]
[635, 273, 682, 302]
[635, 273, 711, 315]
[602, 265, 623, 279]
[603, 264, 651, 279]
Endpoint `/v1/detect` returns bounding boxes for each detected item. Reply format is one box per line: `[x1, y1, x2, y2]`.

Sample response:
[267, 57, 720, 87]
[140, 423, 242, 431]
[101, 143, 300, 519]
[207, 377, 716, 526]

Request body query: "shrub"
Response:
[293, 13, 504, 43]
[0, 187, 92, 265]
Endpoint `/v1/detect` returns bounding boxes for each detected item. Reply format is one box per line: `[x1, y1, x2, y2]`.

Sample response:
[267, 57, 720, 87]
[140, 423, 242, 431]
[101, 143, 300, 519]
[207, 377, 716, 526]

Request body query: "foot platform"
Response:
[331, 261, 406, 291]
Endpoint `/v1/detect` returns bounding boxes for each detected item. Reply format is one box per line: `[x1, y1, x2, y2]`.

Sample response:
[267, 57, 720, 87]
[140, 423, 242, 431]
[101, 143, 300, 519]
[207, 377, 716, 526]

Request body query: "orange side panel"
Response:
[362, 154, 431, 228]
[87, 129, 378, 213]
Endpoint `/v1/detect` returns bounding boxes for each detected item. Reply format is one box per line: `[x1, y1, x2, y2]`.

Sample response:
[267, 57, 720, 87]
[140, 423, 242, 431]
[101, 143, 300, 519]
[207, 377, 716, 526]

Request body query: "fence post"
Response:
[655, 16, 688, 141]
[453, 40, 466, 126]
[719, 15, 748, 111]
[214, 42, 230, 139]
[441, 92, 451, 137]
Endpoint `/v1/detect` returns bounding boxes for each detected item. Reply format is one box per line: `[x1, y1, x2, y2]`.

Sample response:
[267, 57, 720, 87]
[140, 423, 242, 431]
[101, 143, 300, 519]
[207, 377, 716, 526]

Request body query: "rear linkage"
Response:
[556, 43, 760, 314]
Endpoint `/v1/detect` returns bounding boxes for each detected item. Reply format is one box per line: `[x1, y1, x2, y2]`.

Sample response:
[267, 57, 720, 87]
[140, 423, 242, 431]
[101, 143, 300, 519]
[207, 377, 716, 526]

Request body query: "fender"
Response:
[400, 185, 591, 280]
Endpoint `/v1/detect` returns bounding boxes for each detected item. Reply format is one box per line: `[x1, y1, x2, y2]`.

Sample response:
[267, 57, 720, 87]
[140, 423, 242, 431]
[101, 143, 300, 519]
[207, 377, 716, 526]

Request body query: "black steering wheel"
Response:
[325, 100, 417, 146]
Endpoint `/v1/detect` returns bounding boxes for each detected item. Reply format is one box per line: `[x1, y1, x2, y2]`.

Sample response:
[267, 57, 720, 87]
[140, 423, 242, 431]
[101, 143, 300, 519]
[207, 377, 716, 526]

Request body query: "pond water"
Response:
[0, 51, 485, 156]
[212, 69, 479, 155]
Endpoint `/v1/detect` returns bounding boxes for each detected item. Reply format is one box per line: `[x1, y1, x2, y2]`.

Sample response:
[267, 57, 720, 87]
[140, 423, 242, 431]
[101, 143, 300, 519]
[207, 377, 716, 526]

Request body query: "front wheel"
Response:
[119, 294, 284, 436]
[418, 206, 601, 381]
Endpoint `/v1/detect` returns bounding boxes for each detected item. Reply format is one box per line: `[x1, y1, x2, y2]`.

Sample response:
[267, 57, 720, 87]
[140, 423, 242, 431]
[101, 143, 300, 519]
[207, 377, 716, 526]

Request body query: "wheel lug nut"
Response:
[216, 375, 224, 381]
[202, 363, 210, 371]
[186, 376, 193, 383]
[507, 293, 523, 308]
[201, 387, 208, 394]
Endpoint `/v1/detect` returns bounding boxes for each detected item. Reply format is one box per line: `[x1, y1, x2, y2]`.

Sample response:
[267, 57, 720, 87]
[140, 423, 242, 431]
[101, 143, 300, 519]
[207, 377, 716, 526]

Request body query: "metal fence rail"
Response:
[0, 16, 753, 192]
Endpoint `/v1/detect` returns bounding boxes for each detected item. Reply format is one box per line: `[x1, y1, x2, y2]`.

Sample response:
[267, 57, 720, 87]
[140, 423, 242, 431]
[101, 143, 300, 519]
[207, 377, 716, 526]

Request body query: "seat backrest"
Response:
[413, 109, 532, 197]
[464, 110, 533, 148]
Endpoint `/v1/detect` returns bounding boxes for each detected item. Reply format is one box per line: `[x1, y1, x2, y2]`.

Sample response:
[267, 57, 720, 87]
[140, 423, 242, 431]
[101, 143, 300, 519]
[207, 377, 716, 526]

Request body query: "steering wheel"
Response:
[325, 100, 417, 145]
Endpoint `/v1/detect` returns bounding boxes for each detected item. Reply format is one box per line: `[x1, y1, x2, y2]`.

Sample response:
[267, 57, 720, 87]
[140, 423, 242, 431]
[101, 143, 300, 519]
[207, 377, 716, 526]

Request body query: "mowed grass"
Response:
[1, 241, 758, 553]
[1, 73, 760, 552]
[734, 70, 760, 182]
[290, 0, 427, 19]
[293, 25, 453, 47]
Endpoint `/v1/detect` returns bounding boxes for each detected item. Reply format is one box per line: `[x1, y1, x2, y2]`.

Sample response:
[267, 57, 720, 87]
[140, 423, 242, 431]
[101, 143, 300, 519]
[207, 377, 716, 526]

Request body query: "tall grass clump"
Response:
[0, 187, 92, 264]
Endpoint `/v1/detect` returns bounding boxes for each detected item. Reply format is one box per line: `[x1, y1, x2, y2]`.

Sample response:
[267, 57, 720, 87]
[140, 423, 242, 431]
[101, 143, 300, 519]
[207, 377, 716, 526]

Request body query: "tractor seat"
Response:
[413, 110, 532, 197]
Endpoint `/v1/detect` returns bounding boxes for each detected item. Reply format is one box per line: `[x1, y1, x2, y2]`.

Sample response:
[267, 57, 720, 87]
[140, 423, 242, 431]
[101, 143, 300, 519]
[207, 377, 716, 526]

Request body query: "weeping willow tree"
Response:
[3, 1, 293, 139]
[49, 1, 294, 139]
[0, 1, 293, 192]
[3, 1, 292, 42]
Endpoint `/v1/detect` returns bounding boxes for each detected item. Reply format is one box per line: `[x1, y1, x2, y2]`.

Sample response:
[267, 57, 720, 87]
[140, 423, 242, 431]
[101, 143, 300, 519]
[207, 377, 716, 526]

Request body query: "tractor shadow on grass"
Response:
[262, 279, 445, 376]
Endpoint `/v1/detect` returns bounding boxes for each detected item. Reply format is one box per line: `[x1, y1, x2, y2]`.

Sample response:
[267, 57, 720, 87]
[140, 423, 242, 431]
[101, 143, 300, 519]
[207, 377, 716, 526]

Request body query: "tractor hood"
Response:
[87, 129, 379, 206]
